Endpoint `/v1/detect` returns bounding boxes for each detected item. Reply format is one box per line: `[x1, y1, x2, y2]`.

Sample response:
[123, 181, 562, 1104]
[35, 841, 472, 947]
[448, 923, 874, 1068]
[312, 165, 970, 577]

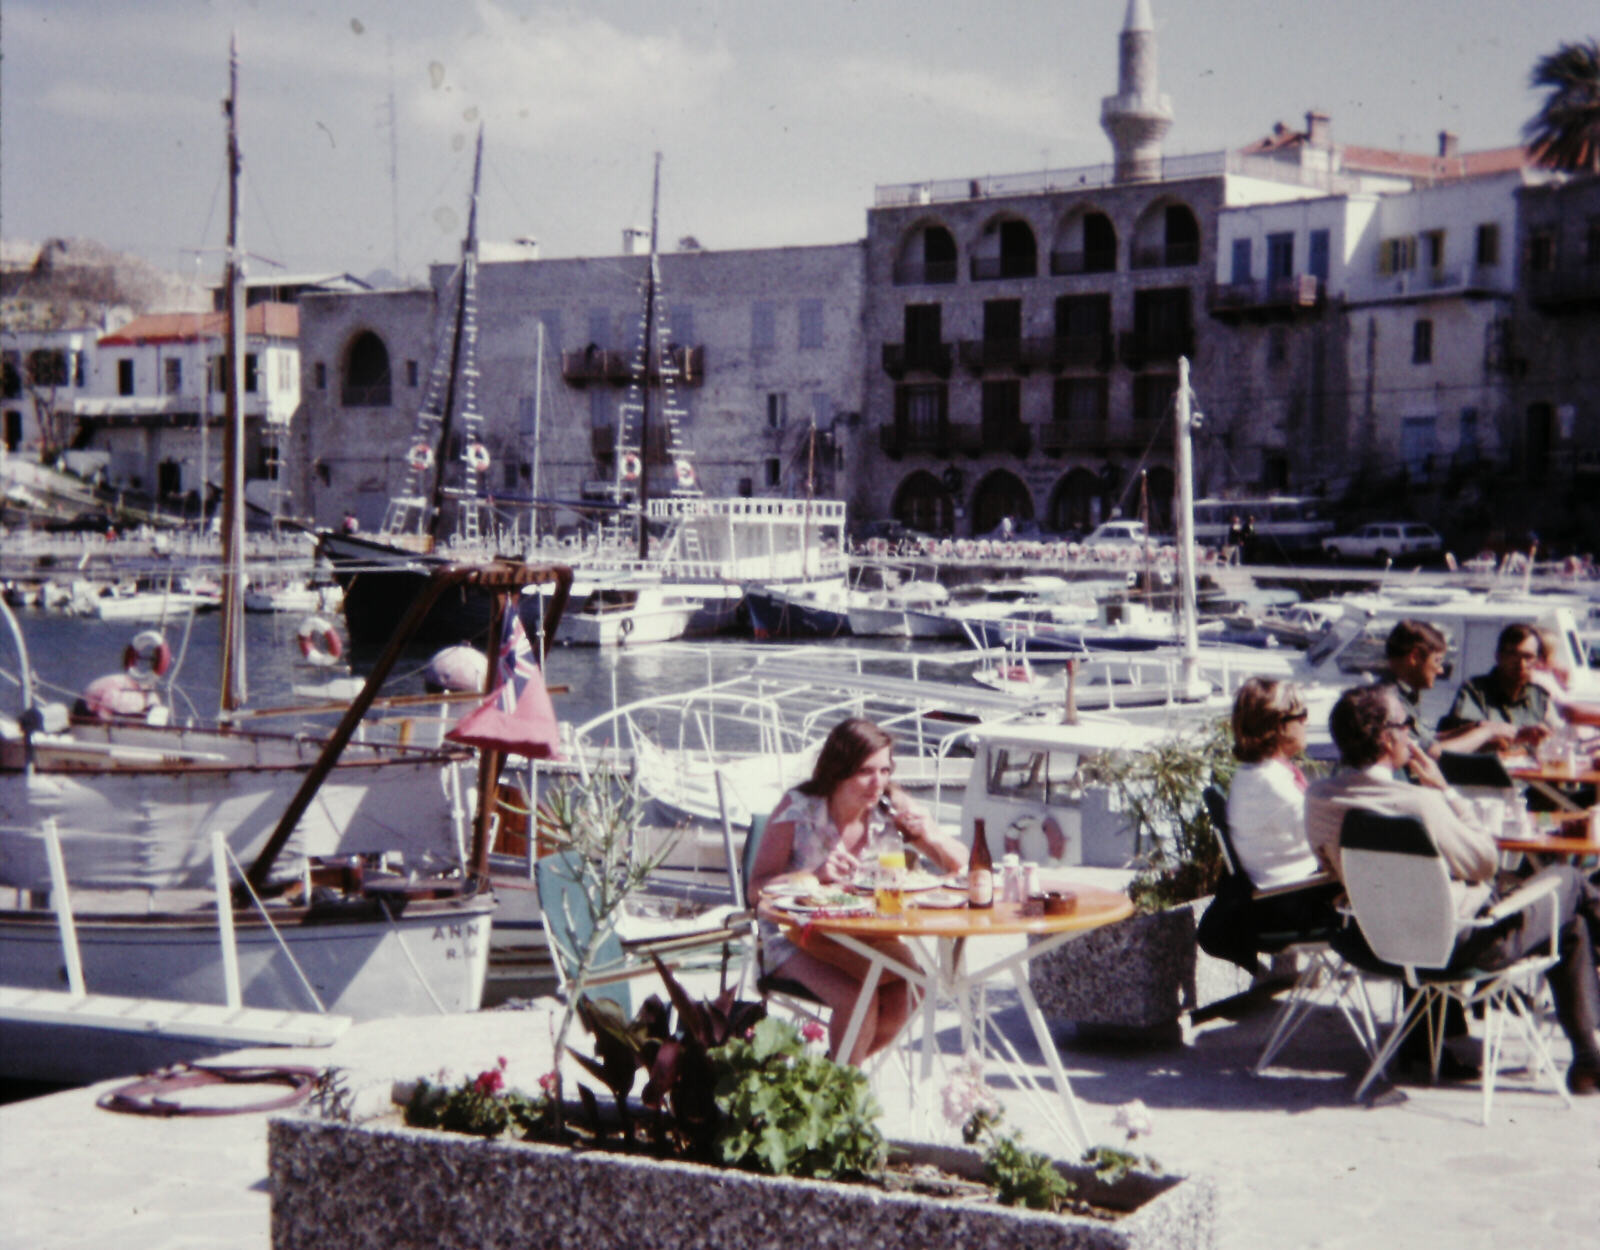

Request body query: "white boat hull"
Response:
[562, 604, 696, 646]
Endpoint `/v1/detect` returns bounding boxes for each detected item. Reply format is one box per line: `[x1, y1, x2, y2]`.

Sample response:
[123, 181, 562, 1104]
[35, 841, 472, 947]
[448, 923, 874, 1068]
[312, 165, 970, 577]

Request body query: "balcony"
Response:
[1131, 241, 1201, 271]
[878, 422, 1018, 459]
[881, 341, 953, 379]
[1528, 266, 1600, 311]
[1045, 334, 1113, 371]
[892, 259, 958, 286]
[1118, 328, 1195, 369]
[561, 344, 704, 388]
[1039, 420, 1108, 455]
[1206, 274, 1323, 321]
[1049, 248, 1117, 277]
[969, 254, 1038, 281]
[958, 338, 1024, 374]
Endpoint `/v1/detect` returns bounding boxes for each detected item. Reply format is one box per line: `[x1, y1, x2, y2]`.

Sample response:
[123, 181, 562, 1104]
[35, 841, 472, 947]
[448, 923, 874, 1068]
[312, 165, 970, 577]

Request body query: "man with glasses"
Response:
[1305, 684, 1600, 1093]
[1438, 622, 1560, 748]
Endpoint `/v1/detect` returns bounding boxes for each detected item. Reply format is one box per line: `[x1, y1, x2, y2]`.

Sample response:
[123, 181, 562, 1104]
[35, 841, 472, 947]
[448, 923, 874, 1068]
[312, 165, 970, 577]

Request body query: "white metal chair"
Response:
[1197, 786, 1376, 1073]
[1338, 808, 1573, 1123]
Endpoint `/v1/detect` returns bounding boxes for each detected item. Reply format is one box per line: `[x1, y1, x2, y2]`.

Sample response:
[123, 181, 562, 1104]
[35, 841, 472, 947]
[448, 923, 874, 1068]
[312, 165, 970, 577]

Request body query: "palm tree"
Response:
[1523, 39, 1600, 173]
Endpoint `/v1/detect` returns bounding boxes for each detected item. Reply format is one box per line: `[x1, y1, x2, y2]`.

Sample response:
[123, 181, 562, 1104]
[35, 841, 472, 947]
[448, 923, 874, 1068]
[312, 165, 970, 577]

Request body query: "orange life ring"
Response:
[407, 443, 434, 473]
[621, 452, 642, 482]
[465, 442, 491, 474]
[296, 615, 344, 666]
[674, 458, 696, 488]
[123, 630, 173, 679]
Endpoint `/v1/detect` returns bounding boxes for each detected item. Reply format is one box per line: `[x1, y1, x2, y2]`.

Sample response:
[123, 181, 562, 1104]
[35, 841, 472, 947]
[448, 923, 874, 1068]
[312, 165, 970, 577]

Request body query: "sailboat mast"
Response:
[1175, 356, 1201, 690]
[218, 34, 248, 714]
[530, 321, 544, 545]
[637, 151, 662, 561]
[425, 126, 483, 542]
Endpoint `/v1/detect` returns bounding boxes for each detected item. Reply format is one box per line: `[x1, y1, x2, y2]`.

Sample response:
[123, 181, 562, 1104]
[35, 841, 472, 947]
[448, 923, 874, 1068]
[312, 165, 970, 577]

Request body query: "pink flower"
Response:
[497, 1055, 508, 1070]
[538, 1071, 558, 1094]
[801, 1020, 827, 1045]
[472, 1067, 505, 1097]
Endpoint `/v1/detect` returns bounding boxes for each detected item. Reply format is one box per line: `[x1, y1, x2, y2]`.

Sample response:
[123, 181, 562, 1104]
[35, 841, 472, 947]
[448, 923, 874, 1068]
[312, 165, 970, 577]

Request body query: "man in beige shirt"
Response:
[1305, 684, 1600, 1094]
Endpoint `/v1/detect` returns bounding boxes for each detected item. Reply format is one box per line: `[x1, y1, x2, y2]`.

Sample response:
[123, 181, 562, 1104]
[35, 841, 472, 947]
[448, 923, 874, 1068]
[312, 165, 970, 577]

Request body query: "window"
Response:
[811, 392, 831, 428]
[1230, 238, 1252, 285]
[164, 358, 182, 395]
[764, 457, 781, 488]
[1054, 293, 1110, 342]
[118, 359, 134, 396]
[1052, 377, 1107, 426]
[738, 476, 754, 498]
[1458, 407, 1479, 462]
[1082, 212, 1117, 272]
[766, 392, 787, 429]
[1266, 232, 1294, 282]
[1422, 229, 1446, 271]
[342, 332, 390, 406]
[244, 353, 258, 394]
[1133, 374, 1177, 427]
[980, 380, 1021, 449]
[1529, 231, 1555, 273]
[405, 360, 419, 387]
[895, 383, 947, 439]
[1412, 319, 1433, 365]
[503, 461, 521, 491]
[798, 300, 824, 349]
[986, 748, 1077, 804]
[1475, 223, 1500, 266]
[1308, 229, 1330, 281]
[1378, 236, 1416, 274]
[73, 350, 86, 387]
[1, 352, 19, 399]
[27, 349, 70, 387]
[751, 302, 776, 352]
[314, 361, 327, 390]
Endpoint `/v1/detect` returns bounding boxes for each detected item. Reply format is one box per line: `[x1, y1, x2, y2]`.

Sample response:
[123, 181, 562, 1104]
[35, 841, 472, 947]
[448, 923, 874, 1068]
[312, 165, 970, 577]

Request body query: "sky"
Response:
[3, 0, 1596, 285]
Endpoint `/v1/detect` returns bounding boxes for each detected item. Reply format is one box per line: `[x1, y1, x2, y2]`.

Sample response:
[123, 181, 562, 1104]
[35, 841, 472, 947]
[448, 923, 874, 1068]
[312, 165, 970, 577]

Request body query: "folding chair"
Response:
[536, 850, 748, 1016]
[1198, 785, 1374, 1074]
[725, 800, 827, 1027]
[1338, 809, 1572, 1123]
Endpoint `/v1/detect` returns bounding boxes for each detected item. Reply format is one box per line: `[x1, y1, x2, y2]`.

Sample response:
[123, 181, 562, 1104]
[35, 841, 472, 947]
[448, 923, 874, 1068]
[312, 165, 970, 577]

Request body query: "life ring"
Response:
[618, 616, 635, 640]
[296, 615, 344, 666]
[407, 442, 434, 473]
[123, 630, 173, 679]
[674, 458, 696, 488]
[1004, 664, 1029, 682]
[621, 452, 642, 482]
[465, 442, 491, 474]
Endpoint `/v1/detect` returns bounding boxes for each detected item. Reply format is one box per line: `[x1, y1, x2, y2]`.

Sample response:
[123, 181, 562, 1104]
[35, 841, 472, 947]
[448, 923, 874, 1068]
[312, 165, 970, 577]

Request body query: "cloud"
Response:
[811, 54, 1084, 138]
[404, 3, 732, 145]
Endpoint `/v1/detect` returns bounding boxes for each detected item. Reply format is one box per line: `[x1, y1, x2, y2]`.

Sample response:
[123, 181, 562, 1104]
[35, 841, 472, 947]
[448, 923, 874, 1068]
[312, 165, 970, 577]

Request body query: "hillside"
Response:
[0, 237, 208, 330]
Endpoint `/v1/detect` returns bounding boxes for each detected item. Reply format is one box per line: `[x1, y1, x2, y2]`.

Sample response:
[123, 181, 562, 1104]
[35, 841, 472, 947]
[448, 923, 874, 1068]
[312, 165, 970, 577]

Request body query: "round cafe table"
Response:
[1508, 760, 1600, 813]
[758, 884, 1133, 1151]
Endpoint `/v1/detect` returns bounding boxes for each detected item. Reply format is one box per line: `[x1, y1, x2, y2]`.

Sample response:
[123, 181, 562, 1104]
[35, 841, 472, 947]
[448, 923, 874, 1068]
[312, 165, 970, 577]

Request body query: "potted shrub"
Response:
[1027, 716, 1289, 1040]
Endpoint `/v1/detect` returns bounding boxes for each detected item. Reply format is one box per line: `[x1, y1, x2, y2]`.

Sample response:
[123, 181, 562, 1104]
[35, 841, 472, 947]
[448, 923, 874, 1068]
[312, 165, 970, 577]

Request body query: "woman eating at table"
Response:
[749, 718, 967, 1065]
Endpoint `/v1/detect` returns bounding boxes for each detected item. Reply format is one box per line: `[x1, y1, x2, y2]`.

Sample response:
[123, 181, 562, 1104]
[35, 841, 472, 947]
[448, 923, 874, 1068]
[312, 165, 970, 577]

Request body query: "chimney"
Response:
[621, 227, 650, 256]
[1438, 131, 1459, 159]
[1305, 110, 1332, 148]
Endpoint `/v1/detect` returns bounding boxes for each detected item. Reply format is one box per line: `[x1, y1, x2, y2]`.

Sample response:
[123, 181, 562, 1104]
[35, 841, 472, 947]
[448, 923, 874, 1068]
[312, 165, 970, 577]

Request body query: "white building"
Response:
[1, 325, 99, 459]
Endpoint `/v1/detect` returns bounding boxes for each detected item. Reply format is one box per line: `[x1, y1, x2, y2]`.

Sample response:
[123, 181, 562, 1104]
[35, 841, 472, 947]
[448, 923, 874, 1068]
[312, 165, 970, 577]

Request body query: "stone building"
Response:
[857, 0, 1340, 538]
[295, 242, 864, 533]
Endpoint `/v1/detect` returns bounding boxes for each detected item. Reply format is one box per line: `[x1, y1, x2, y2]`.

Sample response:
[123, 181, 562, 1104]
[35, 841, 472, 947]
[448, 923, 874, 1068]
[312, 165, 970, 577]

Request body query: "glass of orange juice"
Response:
[875, 844, 907, 915]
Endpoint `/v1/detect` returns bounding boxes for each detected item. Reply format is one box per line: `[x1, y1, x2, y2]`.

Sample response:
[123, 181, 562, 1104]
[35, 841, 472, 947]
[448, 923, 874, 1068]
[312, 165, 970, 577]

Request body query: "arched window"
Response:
[1051, 209, 1117, 275]
[894, 223, 958, 286]
[970, 469, 1033, 535]
[1131, 200, 1200, 270]
[892, 470, 954, 535]
[971, 216, 1037, 281]
[343, 331, 392, 407]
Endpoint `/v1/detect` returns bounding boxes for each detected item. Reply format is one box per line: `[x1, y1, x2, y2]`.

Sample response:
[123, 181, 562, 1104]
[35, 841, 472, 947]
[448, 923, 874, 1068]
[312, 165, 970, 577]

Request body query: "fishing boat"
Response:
[317, 128, 502, 647]
[560, 578, 698, 647]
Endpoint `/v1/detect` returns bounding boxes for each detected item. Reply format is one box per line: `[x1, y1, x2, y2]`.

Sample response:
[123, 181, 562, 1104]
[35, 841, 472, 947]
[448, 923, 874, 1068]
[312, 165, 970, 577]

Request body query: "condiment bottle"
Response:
[1000, 852, 1022, 903]
[968, 818, 994, 909]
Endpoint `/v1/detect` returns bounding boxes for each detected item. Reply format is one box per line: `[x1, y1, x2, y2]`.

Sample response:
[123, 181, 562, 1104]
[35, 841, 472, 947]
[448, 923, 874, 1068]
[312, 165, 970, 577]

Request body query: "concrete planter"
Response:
[269, 1116, 1216, 1250]
[1029, 899, 1273, 1040]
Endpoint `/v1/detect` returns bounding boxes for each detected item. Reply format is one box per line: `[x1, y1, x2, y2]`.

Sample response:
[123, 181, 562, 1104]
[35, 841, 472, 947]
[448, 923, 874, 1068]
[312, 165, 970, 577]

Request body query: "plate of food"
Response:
[770, 890, 875, 917]
[910, 888, 968, 910]
[844, 868, 955, 895]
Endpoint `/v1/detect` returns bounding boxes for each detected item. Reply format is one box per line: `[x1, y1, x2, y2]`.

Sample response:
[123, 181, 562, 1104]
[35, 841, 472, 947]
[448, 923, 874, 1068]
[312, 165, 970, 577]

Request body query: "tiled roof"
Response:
[99, 302, 298, 346]
[1240, 122, 1529, 182]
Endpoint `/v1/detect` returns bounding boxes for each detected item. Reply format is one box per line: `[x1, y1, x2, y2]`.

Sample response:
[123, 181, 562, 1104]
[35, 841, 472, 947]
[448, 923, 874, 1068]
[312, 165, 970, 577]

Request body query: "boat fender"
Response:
[407, 442, 435, 473]
[674, 458, 696, 488]
[621, 452, 642, 482]
[619, 615, 635, 639]
[123, 630, 173, 679]
[1005, 664, 1029, 681]
[465, 441, 492, 474]
[296, 615, 345, 666]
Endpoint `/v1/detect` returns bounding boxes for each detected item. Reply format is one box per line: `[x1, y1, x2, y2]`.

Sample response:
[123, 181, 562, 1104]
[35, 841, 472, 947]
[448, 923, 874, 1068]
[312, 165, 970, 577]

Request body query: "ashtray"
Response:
[1039, 890, 1077, 917]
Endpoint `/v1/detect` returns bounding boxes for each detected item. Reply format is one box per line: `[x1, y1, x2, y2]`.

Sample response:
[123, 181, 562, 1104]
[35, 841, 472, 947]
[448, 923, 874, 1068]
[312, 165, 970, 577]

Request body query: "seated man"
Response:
[1379, 619, 1519, 757]
[1304, 684, 1600, 1094]
[1437, 622, 1560, 749]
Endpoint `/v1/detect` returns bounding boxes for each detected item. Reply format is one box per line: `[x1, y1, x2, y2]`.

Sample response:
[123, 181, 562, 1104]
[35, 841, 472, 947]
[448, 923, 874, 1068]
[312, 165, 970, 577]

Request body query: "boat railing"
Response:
[0, 819, 329, 1014]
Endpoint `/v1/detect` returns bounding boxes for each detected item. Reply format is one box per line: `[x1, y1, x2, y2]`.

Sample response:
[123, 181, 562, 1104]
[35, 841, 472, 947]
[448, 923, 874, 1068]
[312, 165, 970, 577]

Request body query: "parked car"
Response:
[1321, 521, 1442, 563]
[1080, 520, 1167, 550]
[974, 518, 1051, 542]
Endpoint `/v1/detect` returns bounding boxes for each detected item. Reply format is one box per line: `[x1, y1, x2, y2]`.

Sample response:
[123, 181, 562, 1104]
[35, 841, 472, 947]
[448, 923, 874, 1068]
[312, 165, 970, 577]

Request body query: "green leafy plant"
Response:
[404, 1058, 550, 1139]
[1078, 716, 1238, 911]
[714, 1016, 886, 1180]
[962, 1106, 1075, 1212]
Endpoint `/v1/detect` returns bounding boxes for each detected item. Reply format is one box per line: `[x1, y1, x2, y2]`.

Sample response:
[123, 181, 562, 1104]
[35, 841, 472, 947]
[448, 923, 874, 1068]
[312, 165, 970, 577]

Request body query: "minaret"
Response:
[1100, 0, 1174, 183]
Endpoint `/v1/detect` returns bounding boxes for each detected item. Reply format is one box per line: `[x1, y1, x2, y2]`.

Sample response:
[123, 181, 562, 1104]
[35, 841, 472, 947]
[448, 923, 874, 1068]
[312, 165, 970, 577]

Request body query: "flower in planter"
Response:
[1109, 1099, 1153, 1141]
[800, 1019, 827, 1046]
[940, 1053, 999, 1129]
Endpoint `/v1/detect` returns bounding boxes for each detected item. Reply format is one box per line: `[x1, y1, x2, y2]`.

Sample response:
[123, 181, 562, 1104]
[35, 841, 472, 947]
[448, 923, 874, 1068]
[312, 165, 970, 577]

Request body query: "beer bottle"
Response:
[967, 818, 994, 909]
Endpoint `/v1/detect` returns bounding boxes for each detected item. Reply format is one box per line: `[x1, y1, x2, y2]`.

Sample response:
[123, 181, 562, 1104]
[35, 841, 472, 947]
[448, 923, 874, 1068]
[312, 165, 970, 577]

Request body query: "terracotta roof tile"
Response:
[99, 303, 298, 346]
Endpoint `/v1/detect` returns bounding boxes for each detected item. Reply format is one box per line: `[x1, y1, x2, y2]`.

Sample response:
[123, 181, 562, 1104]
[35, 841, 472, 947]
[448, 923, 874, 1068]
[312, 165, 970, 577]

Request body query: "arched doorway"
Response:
[894, 222, 958, 286]
[892, 470, 953, 535]
[343, 331, 392, 407]
[970, 469, 1033, 536]
[1048, 467, 1105, 534]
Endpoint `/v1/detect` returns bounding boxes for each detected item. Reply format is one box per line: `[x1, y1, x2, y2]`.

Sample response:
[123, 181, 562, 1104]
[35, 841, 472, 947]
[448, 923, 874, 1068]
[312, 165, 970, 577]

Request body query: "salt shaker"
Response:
[1000, 853, 1022, 904]
[1023, 863, 1041, 900]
